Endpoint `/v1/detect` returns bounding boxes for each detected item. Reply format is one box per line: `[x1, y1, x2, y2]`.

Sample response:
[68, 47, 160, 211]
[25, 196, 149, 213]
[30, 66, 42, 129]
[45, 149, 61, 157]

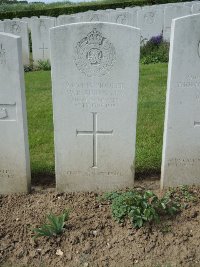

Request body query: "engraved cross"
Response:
[39, 43, 48, 59]
[76, 112, 113, 168]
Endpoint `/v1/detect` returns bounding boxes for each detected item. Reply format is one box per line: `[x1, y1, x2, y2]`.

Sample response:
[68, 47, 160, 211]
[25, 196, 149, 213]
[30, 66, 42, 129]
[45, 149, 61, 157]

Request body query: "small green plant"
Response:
[101, 190, 180, 228]
[180, 185, 197, 202]
[37, 59, 51, 71]
[33, 210, 69, 239]
[140, 35, 169, 64]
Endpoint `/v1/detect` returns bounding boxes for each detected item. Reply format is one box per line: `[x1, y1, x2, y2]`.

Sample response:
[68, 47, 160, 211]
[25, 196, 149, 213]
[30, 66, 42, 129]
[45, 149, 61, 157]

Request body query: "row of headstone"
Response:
[1, 13, 200, 194]
[0, 1, 199, 65]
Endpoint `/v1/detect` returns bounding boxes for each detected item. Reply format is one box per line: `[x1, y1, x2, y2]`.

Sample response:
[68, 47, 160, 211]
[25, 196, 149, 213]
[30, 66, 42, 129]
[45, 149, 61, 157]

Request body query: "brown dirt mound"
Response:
[0, 178, 200, 267]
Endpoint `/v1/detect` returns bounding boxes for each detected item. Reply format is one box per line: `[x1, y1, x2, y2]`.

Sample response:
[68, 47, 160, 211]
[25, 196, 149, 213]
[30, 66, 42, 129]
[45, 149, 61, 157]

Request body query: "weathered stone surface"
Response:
[109, 10, 137, 27]
[161, 14, 200, 188]
[50, 22, 140, 192]
[0, 32, 31, 194]
[57, 14, 80, 26]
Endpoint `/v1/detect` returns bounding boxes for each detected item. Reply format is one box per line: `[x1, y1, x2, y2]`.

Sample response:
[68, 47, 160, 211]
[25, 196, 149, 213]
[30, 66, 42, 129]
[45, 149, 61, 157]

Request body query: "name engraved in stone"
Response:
[177, 74, 200, 88]
[0, 169, 14, 179]
[66, 82, 125, 109]
[167, 158, 200, 167]
[66, 170, 122, 177]
[0, 103, 17, 121]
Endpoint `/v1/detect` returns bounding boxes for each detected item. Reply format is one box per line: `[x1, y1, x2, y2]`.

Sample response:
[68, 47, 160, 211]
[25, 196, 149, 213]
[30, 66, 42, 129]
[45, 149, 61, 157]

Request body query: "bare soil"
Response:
[0, 177, 200, 267]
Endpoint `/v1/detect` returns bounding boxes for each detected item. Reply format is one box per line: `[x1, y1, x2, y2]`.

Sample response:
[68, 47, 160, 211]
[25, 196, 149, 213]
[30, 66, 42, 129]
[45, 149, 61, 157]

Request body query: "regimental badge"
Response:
[10, 22, 21, 34]
[116, 14, 128, 25]
[144, 12, 155, 24]
[74, 28, 116, 77]
[0, 44, 6, 65]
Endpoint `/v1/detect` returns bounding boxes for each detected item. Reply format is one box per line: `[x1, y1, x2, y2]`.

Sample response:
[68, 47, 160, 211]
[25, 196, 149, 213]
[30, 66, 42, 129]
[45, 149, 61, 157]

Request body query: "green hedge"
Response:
[0, 0, 189, 20]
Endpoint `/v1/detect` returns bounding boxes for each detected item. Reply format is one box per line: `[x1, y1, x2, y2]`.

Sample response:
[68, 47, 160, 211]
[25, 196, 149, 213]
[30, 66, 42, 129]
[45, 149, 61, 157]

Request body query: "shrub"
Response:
[140, 34, 169, 64]
[101, 190, 180, 228]
[37, 59, 51, 71]
[33, 210, 70, 239]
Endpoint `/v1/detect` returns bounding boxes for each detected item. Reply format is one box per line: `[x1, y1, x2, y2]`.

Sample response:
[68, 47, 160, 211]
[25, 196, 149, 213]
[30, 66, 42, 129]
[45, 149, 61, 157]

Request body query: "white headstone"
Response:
[161, 14, 200, 188]
[31, 18, 55, 64]
[163, 5, 191, 41]
[109, 10, 137, 27]
[50, 22, 140, 192]
[192, 3, 200, 14]
[57, 14, 80, 26]
[80, 11, 109, 22]
[137, 6, 163, 42]
[0, 33, 31, 194]
[3, 20, 30, 65]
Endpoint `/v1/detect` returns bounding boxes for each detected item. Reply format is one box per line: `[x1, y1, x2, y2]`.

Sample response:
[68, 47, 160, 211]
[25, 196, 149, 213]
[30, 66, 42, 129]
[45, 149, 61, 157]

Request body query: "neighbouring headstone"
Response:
[163, 5, 191, 41]
[137, 6, 163, 42]
[161, 14, 200, 188]
[109, 10, 137, 27]
[80, 11, 109, 22]
[192, 3, 200, 14]
[57, 14, 80, 26]
[0, 32, 31, 194]
[3, 20, 30, 65]
[31, 18, 55, 64]
[50, 22, 140, 192]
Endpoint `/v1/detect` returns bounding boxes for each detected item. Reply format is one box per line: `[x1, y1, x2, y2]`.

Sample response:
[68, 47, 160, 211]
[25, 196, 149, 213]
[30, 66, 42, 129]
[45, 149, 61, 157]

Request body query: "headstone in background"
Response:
[163, 5, 191, 41]
[192, 3, 200, 14]
[31, 18, 55, 64]
[109, 10, 137, 27]
[50, 22, 140, 192]
[0, 32, 31, 194]
[137, 6, 163, 43]
[80, 11, 109, 22]
[3, 20, 30, 65]
[57, 14, 80, 26]
[161, 14, 200, 188]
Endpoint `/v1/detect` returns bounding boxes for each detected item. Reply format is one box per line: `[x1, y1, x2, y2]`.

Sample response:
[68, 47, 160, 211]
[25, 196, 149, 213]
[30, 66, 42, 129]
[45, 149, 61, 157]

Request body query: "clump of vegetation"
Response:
[33, 210, 69, 239]
[101, 190, 180, 228]
[140, 34, 169, 64]
[37, 59, 51, 71]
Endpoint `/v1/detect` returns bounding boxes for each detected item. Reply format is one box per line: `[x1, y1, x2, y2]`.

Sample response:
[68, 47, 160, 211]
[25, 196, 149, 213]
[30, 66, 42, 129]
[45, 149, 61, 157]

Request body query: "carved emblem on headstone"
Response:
[39, 20, 46, 31]
[0, 44, 6, 65]
[90, 14, 100, 21]
[144, 12, 155, 24]
[10, 22, 21, 34]
[74, 28, 116, 77]
[0, 107, 8, 119]
[116, 14, 128, 24]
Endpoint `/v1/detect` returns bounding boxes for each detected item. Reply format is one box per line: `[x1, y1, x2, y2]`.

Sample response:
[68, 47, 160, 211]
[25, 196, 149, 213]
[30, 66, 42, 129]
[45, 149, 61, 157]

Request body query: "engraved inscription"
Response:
[144, 12, 155, 24]
[0, 169, 14, 179]
[0, 44, 6, 65]
[177, 74, 200, 88]
[167, 158, 200, 167]
[10, 22, 21, 34]
[66, 170, 122, 177]
[76, 112, 113, 168]
[74, 28, 116, 77]
[116, 14, 128, 24]
[66, 81, 124, 109]
[0, 103, 16, 121]
[0, 107, 8, 119]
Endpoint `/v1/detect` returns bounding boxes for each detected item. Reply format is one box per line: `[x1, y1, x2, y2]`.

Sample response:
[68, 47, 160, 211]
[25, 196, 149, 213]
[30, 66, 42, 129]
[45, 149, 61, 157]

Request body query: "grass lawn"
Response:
[25, 63, 168, 181]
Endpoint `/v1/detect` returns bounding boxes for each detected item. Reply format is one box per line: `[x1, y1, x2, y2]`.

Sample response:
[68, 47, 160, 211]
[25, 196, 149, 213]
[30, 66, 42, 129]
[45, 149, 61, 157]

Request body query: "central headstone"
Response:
[50, 23, 140, 192]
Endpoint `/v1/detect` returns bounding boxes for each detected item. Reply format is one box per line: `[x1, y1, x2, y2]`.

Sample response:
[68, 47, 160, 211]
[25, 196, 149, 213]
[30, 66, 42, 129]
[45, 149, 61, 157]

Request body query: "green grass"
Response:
[25, 63, 168, 181]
